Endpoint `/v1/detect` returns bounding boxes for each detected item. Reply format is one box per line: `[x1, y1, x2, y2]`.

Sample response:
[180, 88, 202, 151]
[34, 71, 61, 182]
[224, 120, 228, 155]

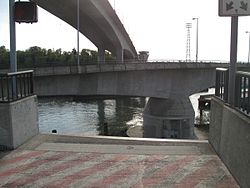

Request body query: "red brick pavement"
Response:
[0, 149, 239, 188]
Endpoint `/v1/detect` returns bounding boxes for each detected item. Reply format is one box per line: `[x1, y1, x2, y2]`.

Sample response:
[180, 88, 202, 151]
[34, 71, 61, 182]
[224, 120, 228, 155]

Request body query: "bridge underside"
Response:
[32, 0, 137, 62]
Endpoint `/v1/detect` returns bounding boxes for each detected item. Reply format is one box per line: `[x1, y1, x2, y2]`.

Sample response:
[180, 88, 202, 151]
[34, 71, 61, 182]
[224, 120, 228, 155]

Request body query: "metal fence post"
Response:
[215, 69, 220, 97]
[235, 73, 241, 108]
[224, 70, 229, 102]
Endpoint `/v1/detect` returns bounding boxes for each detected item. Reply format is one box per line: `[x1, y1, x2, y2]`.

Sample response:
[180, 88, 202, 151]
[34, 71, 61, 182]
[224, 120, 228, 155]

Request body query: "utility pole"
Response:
[9, 0, 17, 72]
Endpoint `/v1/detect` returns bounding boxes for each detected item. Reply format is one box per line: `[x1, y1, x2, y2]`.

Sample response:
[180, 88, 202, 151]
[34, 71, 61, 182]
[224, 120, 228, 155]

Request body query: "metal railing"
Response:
[215, 68, 229, 102]
[0, 70, 34, 103]
[235, 71, 250, 113]
[215, 68, 250, 113]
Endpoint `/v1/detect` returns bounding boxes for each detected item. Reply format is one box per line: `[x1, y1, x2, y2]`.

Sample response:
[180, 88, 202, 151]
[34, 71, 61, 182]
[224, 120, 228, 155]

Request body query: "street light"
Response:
[192, 17, 199, 62]
[246, 31, 250, 63]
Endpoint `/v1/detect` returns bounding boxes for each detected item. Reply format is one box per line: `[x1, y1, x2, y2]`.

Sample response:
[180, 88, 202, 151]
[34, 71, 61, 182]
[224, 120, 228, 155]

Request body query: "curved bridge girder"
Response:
[32, 0, 137, 60]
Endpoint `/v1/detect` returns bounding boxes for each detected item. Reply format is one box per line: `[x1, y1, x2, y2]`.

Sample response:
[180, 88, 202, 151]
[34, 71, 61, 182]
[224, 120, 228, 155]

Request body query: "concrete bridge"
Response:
[1, 62, 250, 187]
[31, 0, 137, 63]
[30, 62, 250, 139]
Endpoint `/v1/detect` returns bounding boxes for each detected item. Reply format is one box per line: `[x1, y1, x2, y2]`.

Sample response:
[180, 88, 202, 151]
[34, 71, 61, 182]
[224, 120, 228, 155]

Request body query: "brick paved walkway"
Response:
[0, 139, 239, 188]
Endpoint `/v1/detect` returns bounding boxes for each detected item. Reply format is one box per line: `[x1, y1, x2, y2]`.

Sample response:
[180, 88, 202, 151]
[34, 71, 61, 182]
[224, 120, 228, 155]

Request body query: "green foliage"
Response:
[0, 46, 115, 68]
[0, 46, 10, 68]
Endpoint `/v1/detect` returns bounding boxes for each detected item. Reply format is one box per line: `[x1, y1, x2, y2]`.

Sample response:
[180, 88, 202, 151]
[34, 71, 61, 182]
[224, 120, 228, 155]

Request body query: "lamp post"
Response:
[246, 31, 250, 63]
[192, 17, 199, 62]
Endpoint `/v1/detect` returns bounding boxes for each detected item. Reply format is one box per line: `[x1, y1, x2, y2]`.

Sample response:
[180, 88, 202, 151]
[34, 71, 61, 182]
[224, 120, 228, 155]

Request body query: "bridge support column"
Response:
[143, 97, 195, 139]
[98, 47, 105, 64]
[116, 48, 124, 63]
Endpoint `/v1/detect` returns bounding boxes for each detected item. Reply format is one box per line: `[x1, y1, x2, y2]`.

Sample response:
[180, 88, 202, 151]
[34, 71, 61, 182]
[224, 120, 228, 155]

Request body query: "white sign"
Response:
[219, 0, 250, 16]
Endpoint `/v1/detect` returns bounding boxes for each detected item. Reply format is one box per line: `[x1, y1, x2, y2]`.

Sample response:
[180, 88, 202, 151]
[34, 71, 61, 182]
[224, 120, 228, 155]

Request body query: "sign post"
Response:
[228, 16, 238, 105]
[219, 0, 250, 105]
[9, 0, 17, 73]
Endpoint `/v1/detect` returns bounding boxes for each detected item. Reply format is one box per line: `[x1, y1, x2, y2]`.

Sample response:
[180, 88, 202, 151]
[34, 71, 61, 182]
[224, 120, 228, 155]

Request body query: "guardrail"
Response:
[235, 71, 250, 113]
[215, 68, 229, 102]
[215, 68, 250, 113]
[0, 70, 34, 103]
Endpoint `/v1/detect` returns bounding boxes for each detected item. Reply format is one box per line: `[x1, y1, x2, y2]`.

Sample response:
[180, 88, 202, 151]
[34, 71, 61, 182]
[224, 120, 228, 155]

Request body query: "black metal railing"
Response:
[215, 68, 229, 102]
[215, 68, 250, 113]
[0, 70, 34, 103]
[235, 71, 250, 113]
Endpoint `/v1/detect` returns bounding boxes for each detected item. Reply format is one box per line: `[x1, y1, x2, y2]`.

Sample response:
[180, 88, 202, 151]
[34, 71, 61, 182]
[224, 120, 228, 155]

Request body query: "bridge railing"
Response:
[0, 59, 236, 71]
[215, 68, 250, 114]
[0, 70, 34, 103]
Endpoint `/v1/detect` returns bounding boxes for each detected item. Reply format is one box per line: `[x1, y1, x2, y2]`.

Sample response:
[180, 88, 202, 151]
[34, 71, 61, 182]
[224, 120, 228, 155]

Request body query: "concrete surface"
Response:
[209, 97, 250, 188]
[126, 124, 209, 140]
[34, 67, 216, 99]
[143, 97, 195, 139]
[32, 62, 231, 77]
[0, 134, 239, 187]
[0, 96, 39, 149]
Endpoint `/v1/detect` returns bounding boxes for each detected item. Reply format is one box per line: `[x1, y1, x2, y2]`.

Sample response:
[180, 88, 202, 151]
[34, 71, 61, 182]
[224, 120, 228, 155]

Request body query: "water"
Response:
[38, 97, 145, 137]
[38, 89, 214, 137]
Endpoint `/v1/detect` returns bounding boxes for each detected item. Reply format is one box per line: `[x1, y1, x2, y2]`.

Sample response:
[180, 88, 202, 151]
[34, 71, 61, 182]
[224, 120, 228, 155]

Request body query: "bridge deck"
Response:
[0, 134, 239, 187]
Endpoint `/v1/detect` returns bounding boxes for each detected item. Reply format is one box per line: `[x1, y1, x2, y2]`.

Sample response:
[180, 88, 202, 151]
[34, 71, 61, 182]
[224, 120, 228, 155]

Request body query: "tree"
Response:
[90, 50, 97, 63]
[0, 46, 116, 69]
[0, 46, 9, 68]
[80, 49, 90, 64]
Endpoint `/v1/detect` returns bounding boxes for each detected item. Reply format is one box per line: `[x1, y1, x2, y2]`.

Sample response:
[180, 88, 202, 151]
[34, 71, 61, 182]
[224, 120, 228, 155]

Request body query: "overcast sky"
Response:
[1, 0, 250, 61]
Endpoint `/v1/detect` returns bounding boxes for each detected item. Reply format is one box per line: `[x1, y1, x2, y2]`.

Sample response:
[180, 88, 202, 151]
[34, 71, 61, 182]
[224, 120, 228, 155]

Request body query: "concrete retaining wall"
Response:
[209, 97, 250, 188]
[0, 96, 39, 149]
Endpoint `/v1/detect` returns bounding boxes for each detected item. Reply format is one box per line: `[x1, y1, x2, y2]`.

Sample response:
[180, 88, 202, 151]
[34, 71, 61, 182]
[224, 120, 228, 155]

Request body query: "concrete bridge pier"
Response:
[116, 48, 124, 63]
[98, 47, 105, 64]
[143, 97, 195, 139]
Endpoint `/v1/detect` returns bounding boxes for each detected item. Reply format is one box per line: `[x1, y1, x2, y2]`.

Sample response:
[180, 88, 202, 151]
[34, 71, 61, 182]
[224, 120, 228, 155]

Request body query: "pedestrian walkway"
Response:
[0, 134, 239, 188]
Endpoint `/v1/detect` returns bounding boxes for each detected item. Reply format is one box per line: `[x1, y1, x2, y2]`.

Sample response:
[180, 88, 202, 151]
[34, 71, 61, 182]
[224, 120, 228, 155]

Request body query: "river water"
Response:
[38, 97, 146, 137]
[38, 89, 214, 137]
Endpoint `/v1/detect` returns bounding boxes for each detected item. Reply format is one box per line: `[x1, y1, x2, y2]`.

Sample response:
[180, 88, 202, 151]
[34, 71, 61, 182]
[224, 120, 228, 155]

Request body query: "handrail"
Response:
[215, 69, 250, 114]
[3, 70, 33, 76]
[236, 71, 250, 77]
[235, 71, 250, 113]
[215, 68, 229, 102]
[0, 70, 34, 103]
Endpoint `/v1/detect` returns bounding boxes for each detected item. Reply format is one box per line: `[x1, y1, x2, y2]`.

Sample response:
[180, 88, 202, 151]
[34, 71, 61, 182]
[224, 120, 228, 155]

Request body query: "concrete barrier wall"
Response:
[0, 96, 39, 149]
[209, 97, 250, 188]
[34, 68, 216, 99]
